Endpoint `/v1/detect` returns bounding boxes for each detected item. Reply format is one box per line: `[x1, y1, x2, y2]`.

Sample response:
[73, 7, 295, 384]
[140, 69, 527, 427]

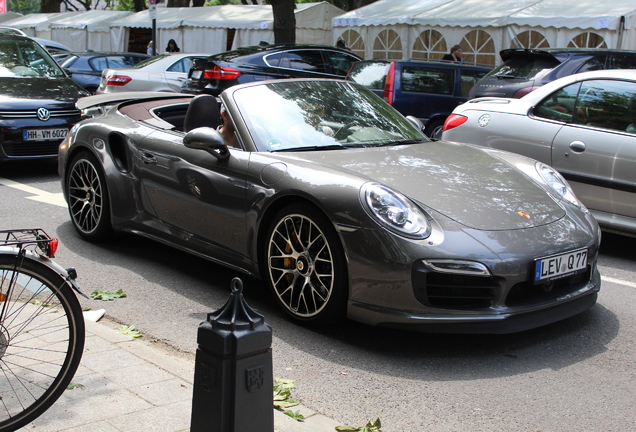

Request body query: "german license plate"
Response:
[191, 70, 202, 79]
[534, 248, 587, 282]
[23, 129, 68, 141]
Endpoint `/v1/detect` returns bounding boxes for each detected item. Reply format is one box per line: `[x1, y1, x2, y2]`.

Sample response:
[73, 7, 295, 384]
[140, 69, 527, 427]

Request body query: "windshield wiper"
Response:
[379, 139, 425, 146]
[273, 145, 347, 152]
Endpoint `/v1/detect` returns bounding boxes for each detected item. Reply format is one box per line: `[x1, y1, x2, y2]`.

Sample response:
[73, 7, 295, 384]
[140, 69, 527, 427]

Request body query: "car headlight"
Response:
[536, 163, 585, 209]
[361, 183, 431, 239]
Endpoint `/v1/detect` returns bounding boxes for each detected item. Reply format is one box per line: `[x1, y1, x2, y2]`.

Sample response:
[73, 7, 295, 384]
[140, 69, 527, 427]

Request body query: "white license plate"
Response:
[191, 70, 202, 79]
[23, 128, 68, 141]
[534, 248, 587, 282]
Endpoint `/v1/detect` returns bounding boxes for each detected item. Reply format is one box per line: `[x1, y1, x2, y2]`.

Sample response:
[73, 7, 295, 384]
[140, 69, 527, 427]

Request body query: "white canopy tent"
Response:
[50, 10, 133, 52]
[2, 12, 81, 39]
[109, 7, 204, 53]
[333, 0, 636, 64]
[181, 2, 344, 54]
[0, 12, 23, 24]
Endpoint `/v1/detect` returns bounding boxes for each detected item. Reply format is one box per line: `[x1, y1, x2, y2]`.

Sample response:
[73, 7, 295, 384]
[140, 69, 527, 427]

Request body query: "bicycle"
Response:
[0, 229, 85, 431]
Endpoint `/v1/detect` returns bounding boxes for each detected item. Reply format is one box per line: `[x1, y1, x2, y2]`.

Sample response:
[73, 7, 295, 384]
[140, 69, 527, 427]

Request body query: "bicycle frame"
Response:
[0, 228, 85, 298]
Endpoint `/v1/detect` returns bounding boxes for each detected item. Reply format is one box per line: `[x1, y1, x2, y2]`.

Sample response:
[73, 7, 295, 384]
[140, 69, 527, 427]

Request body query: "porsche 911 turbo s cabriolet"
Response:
[58, 79, 601, 333]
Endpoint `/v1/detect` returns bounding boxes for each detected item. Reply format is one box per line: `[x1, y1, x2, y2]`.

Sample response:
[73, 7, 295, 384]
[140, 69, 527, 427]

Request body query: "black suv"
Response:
[0, 33, 89, 161]
[59, 52, 150, 94]
[181, 44, 361, 96]
[471, 48, 636, 99]
[346, 59, 491, 139]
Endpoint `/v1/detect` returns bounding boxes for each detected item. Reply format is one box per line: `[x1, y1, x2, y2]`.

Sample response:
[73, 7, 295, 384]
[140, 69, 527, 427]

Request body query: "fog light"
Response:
[422, 259, 490, 276]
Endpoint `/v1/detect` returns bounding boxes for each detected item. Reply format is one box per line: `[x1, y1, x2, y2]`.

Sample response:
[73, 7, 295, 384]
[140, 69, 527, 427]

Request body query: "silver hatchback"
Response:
[442, 69, 636, 237]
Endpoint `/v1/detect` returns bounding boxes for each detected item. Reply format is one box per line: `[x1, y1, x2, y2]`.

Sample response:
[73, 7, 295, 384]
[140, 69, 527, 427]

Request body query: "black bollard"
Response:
[191, 277, 274, 432]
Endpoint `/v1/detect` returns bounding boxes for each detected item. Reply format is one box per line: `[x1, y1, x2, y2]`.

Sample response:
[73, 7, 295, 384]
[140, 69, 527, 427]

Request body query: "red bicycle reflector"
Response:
[49, 238, 58, 258]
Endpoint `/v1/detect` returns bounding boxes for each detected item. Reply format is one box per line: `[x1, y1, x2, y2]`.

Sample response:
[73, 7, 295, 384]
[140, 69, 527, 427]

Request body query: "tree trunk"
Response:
[133, 0, 146, 12]
[40, 0, 62, 13]
[269, 0, 295, 44]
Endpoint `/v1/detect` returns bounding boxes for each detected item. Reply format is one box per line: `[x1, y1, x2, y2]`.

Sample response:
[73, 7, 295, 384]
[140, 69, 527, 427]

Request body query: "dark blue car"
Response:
[346, 59, 491, 139]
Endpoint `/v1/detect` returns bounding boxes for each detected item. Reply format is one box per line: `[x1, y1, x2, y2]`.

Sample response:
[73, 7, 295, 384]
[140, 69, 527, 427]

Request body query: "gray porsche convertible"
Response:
[58, 79, 601, 333]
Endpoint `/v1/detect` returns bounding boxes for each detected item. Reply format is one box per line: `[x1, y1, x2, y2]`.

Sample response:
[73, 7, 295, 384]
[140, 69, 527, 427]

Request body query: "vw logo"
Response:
[37, 108, 50, 121]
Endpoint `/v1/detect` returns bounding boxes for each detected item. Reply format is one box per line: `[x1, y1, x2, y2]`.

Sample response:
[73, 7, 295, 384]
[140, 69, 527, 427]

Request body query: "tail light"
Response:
[203, 66, 241, 80]
[105, 75, 132, 87]
[442, 114, 468, 132]
[512, 86, 541, 98]
[383, 62, 396, 105]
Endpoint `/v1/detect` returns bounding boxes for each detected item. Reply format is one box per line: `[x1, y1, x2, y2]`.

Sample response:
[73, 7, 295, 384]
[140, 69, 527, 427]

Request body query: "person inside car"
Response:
[217, 105, 235, 147]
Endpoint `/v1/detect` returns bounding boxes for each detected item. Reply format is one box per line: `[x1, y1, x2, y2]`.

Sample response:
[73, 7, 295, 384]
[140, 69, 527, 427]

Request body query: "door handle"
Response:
[569, 141, 586, 153]
[142, 153, 158, 166]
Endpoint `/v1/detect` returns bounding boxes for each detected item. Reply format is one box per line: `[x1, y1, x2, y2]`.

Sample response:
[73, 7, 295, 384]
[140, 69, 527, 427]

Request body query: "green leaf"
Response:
[283, 410, 305, 422]
[274, 378, 296, 389]
[118, 324, 142, 338]
[91, 289, 127, 301]
[336, 416, 382, 432]
[66, 382, 84, 390]
[335, 427, 361, 431]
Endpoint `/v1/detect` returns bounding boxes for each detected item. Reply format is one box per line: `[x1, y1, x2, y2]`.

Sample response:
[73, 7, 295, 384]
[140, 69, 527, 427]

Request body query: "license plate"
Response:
[534, 248, 587, 282]
[23, 129, 68, 141]
[191, 70, 202, 79]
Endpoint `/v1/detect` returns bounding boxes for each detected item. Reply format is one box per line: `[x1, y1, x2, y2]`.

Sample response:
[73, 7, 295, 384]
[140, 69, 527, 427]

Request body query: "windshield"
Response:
[232, 80, 428, 152]
[0, 37, 66, 78]
[486, 54, 561, 80]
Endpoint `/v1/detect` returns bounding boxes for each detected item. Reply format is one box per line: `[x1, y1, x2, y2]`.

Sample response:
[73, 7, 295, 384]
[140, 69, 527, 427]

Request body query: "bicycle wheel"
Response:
[0, 254, 85, 431]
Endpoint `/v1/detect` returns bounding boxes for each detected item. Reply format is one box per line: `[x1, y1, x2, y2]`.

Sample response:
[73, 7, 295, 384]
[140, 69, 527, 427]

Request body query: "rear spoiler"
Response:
[76, 92, 193, 111]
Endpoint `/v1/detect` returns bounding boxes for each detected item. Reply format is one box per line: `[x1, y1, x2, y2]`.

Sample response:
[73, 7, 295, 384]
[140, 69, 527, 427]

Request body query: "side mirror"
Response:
[183, 127, 230, 159]
[406, 115, 425, 133]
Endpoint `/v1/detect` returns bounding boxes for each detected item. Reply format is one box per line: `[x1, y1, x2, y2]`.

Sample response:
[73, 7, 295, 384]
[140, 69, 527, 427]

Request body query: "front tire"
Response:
[66, 151, 112, 241]
[265, 204, 348, 325]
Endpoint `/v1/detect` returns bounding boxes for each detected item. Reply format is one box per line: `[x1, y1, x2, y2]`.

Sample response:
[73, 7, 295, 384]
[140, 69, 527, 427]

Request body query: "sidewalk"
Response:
[22, 317, 341, 432]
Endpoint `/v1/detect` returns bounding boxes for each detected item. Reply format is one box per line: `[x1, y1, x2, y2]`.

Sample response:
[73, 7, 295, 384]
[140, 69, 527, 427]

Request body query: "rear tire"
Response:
[265, 204, 348, 325]
[0, 254, 84, 430]
[66, 151, 112, 241]
[425, 119, 445, 140]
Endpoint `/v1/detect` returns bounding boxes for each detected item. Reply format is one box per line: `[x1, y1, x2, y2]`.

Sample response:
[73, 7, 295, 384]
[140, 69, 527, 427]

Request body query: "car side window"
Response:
[534, 83, 580, 122]
[401, 67, 454, 95]
[90, 57, 108, 71]
[460, 69, 489, 97]
[279, 51, 326, 73]
[167, 58, 191, 73]
[324, 51, 360, 76]
[575, 79, 636, 133]
[609, 54, 636, 70]
[577, 55, 607, 73]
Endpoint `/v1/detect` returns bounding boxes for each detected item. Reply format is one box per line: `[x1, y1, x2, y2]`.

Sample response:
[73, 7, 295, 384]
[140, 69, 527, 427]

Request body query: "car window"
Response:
[279, 50, 326, 73]
[401, 66, 454, 95]
[0, 37, 65, 78]
[609, 54, 636, 70]
[487, 55, 560, 80]
[233, 80, 426, 152]
[90, 57, 108, 71]
[167, 57, 193, 73]
[577, 55, 607, 73]
[460, 68, 489, 97]
[575, 79, 636, 132]
[107, 55, 139, 69]
[534, 83, 580, 122]
[347, 62, 388, 89]
[324, 51, 360, 76]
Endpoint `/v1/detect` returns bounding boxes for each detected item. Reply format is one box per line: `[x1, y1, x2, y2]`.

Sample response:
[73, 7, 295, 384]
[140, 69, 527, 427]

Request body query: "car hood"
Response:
[285, 141, 565, 230]
[0, 77, 88, 108]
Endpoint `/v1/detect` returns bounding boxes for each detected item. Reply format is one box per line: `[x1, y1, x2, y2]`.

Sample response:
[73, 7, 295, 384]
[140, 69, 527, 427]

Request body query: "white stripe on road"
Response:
[602, 275, 636, 288]
[0, 177, 66, 208]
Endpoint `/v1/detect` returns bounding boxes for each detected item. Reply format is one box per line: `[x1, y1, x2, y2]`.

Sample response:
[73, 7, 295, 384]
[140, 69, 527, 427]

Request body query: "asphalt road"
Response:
[1, 159, 635, 431]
